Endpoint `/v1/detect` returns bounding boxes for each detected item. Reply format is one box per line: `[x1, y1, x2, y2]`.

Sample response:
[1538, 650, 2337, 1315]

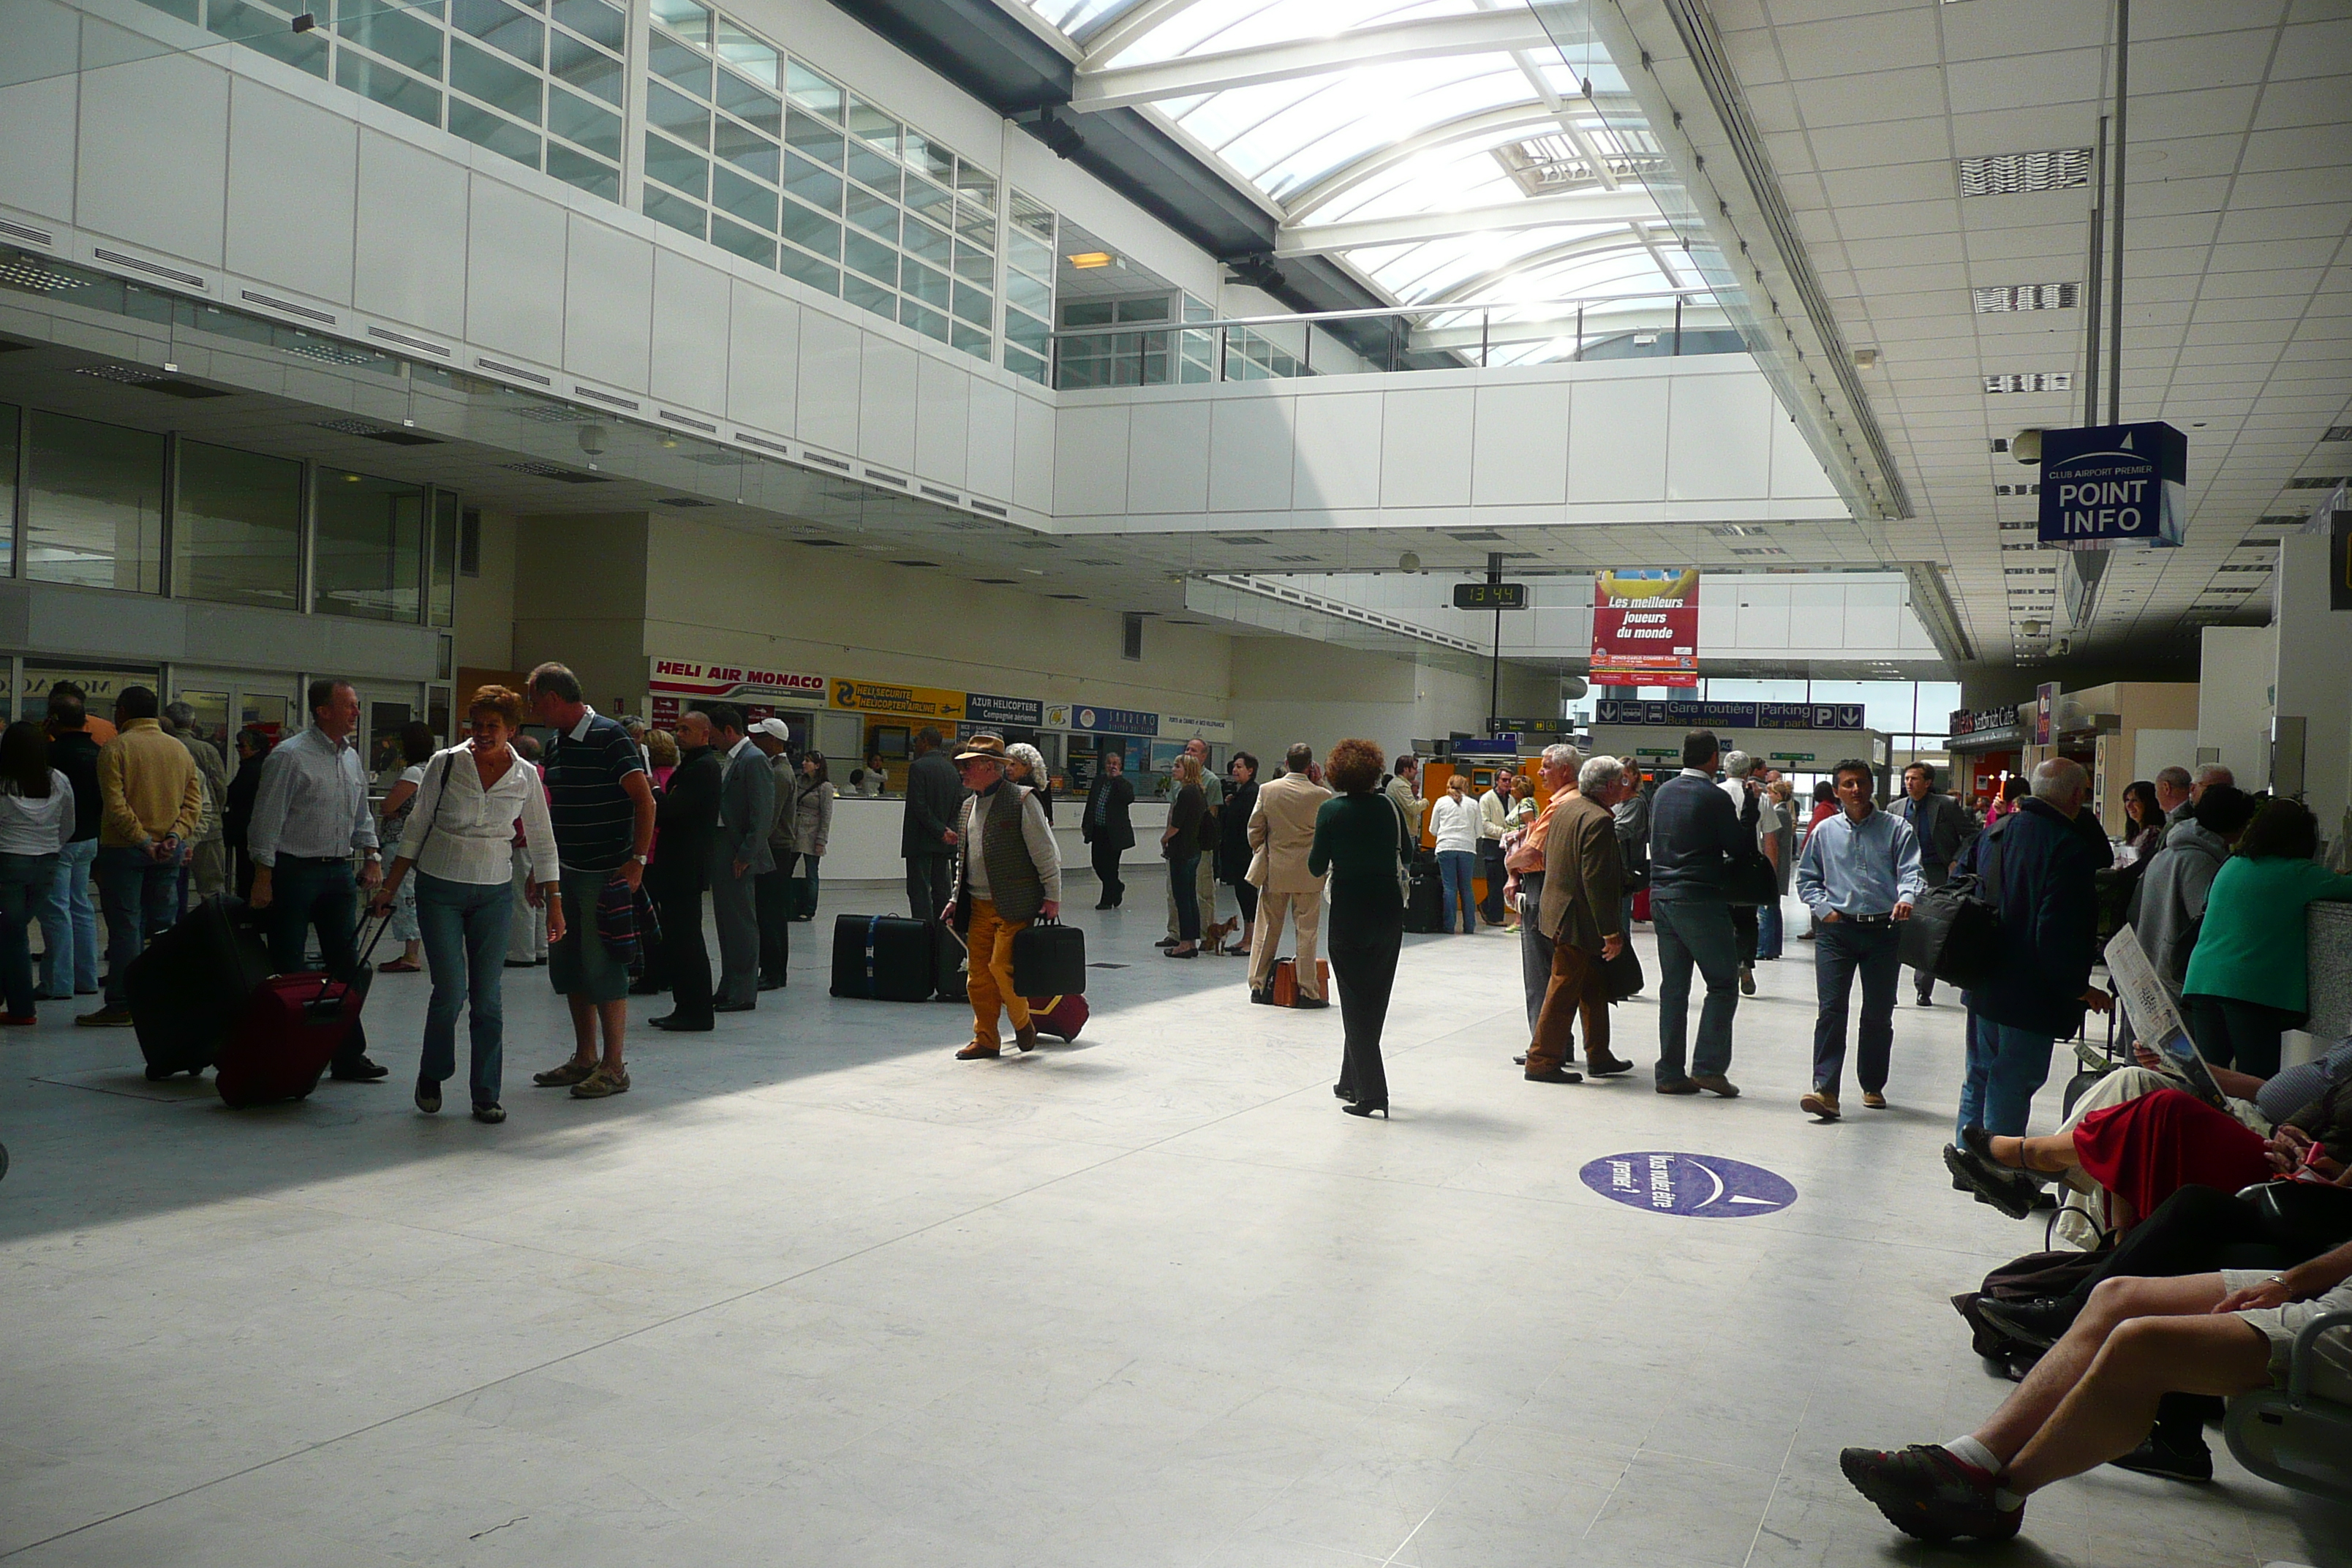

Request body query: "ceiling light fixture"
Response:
[1065, 252, 1114, 269]
[1974, 283, 2079, 313]
[1985, 373, 2072, 393]
[1959, 149, 2092, 196]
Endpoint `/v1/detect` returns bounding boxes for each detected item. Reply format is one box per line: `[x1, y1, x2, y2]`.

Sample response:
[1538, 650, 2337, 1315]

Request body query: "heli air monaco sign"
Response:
[2037, 422, 2187, 550]
[1591, 568, 1700, 689]
[648, 659, 829, 703]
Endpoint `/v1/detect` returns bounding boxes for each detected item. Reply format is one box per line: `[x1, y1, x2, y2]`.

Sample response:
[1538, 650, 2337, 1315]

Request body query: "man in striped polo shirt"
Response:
[525, 663, 656, 1101]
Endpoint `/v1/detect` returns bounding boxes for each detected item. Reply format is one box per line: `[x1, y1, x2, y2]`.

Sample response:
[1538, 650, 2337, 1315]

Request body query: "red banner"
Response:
[1591, 569, 1700, 688]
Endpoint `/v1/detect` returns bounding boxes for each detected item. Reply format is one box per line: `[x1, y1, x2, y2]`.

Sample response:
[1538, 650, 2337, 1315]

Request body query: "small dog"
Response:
[1202, 916, 1240, 954]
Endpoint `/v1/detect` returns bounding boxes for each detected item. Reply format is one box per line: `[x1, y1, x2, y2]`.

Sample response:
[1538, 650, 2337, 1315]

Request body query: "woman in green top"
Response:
[2182, 799, 2352, 1078]
[1308, 737, 1413, 1118]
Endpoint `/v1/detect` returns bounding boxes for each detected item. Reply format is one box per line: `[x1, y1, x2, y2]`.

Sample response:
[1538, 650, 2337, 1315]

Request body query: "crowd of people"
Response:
[23, 684, 2352, 1539]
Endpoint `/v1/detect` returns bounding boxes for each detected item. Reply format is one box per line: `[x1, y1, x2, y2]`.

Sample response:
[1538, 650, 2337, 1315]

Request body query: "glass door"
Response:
[350, 683, 426, 794]
[170, 668, 297, 781]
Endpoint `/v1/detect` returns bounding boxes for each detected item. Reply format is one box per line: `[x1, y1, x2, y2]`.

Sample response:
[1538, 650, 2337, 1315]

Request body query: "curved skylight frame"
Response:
[1009, 0, 1725, 358]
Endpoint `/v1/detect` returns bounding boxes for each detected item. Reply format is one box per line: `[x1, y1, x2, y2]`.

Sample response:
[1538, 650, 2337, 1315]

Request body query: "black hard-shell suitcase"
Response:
[1404, 864, 1444, 934]
[1011, 916, 1086, 997]
[830, 913, 936, 1001]
[127, 894, 273, 1080]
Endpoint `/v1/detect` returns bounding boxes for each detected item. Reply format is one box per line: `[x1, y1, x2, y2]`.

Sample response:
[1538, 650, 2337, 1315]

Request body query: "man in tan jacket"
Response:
[1525, 754, 1634, 1082]
[82, 685, 201, 1026]
[1246, 742, 1333, 1006]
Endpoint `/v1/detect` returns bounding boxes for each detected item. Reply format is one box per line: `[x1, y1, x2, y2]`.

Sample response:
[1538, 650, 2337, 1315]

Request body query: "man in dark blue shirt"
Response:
[525, 663, 655, 1101]
[1646, 729, 1757, 1096]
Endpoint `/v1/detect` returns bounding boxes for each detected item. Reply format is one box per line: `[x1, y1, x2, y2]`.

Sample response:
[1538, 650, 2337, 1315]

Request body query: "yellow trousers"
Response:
[965, 899, 1033, 1050]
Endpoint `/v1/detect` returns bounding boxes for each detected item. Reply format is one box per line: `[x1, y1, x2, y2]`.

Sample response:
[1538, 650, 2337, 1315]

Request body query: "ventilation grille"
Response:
[657, 496, 714, 507]
[1215, 534, 1267, 545]
[512, 404, 584, 425]
[315, 418, 440, 445]
[1959, 149, 2091, 196]
[1973, 283, 2078, 313]
[2324, 426, 2352, 442]
[801, 451, 850, 471]
[1729, 546, 1786, 557]
[970, 500, 1009, 518]
[240, 289, 335, 325]
[919, 485, 957, 503]
[282, 339, 375, 366]
[93, 247, 203, 287]
[735, 432, 791, 456]
[367, 325, 450, 357]
[73, 365, 227, 398]
[504, 461, 607, 483]
[0, 218, 54, 246]
[1706, 524, 1774, 537]
[475, 357, 551, 386]
[2285, 476, 2346, 489]
[1271, 554, 1319, 562]
[1448, 529, 1505, 542]
[573, 385, 640, 411]
[1984, 372, 2071, 393]
[1994, 483, 2040, 495]
[660, 409, 717, 433]
[863, 468, 908, 486]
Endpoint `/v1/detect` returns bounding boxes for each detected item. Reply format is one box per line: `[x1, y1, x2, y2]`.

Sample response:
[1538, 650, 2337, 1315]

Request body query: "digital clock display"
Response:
[1452, 582, 1529, 610]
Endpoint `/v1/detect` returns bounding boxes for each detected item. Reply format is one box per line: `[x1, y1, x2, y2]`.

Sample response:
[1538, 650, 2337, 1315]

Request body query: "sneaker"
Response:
[2109, 1434, 2212, 1483]
[570, 1063, 630, 1098]
[1689, 1074, 1741, 1098]
[76, 1005, 135, 1028]
[1738, 964, 1756, 996]
[532, 1057, 597, 1088]
[1862, 1090, 1888, 1109]
[414, 1077, 441, 1115]
[1839, 1444, 2021, 1542]
[1801, 1088, 1840, 1120]
[471, 1103, 507, 1124]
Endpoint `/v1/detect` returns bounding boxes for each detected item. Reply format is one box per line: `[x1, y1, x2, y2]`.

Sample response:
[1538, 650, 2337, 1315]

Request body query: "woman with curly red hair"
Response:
[1309, 737, 1414, 1118]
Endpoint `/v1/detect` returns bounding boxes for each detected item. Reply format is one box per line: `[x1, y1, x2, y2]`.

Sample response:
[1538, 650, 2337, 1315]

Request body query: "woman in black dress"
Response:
[1161, 755, 1209, 958]
[1308, 737, 1411, 1118]
[1217, 752, 1259, 957]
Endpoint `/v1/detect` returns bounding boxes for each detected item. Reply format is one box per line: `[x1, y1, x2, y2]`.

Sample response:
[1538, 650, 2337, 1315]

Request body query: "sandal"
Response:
[378, 959, 423, 973]
[1961, 1125, 2057, 1181]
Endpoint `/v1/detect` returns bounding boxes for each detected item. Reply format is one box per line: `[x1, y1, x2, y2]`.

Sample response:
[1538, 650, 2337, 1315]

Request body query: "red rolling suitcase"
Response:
[1024, 993, 1088, 1041]
[215, 973, 361, 1108]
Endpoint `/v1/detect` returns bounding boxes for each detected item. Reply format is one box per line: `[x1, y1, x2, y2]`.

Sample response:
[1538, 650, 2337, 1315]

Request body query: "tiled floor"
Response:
[2, 887, 2344, 1566]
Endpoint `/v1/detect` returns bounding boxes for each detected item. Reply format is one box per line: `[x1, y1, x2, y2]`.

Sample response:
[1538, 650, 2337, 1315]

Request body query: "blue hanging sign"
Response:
[2037, 421, 2187, 549]
[1071, 704, 1158, 736]
[964, 692, 1043, 728]
[1591, 700, 1863, 732]
[1580, 1151, 1798, 1218]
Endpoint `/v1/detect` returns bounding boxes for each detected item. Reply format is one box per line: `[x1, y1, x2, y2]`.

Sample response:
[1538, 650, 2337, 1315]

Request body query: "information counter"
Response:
[814, 794, 1177, 886]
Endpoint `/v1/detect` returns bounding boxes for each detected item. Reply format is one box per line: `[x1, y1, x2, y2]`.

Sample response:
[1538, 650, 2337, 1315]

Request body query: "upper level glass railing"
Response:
[1047, 290, 1741, 390]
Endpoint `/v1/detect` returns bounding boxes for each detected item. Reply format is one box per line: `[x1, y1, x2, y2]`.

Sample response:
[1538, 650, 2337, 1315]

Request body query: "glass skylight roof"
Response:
[1010, 0, 1691, 353]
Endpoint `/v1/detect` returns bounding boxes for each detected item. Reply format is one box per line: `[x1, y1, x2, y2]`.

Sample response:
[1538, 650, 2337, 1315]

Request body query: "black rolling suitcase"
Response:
[126, 895, 273, 1080]
[830, 913, 936, 1001]
[1404, 863, 1444, 934]
[1011, 915, 1085, 997]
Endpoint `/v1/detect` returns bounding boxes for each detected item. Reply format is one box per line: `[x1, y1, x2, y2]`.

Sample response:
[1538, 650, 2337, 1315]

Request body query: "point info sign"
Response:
[2037, 421, 2186, 550]
[1591, 568, 1700, 688]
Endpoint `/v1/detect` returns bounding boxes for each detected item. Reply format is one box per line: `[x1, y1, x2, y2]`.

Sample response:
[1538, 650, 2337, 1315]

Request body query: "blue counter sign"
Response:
[2038, 421, 2186, 549]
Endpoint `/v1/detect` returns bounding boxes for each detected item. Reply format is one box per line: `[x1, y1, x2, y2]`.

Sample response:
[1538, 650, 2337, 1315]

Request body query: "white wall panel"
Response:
[856, 336, 919, 471]
[1054, 404, 1131, 516]
[1471, 380, 1569, 505]
[1208, 395, 1293, 513]
[725, 280, 799, 434]
[1667, 373, 1772, 501]
[562, 218, 652, 391]
[1840, 581, 1901, 648]
[75, 50, 228, 267]
[1, 4, 79, 226]
[1011, 391, 1054, 514]
[795, 309, 862, 451]
[225, 83, 357, 305]
[1292, 391, 1382, 513]
[1378, 386, 1474, 508]
[353, 132, 467, 339]
[1566, 375, 1668, 502]
[913, 355, 970, 486]
[1126, 398, 1212, 516]
[1726, 583, 1789, 649]
[649, 249, 731, 407]
[966, 380, 1016, 502]
[1771, 403, 1842, 497]
[464, 178, 566, 366]
[1787, 581, 1845, 650]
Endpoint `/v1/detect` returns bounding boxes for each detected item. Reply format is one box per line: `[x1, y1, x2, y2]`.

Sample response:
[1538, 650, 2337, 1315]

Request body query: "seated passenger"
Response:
[1844, 1236, 2352, 1542]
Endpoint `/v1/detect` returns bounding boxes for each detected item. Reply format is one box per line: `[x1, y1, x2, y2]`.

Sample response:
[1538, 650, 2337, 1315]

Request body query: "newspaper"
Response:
[2104, 924, 2225, 1107]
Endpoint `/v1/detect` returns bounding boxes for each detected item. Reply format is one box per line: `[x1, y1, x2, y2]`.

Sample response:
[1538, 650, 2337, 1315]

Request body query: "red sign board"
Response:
[1591, 570, 1700, 688]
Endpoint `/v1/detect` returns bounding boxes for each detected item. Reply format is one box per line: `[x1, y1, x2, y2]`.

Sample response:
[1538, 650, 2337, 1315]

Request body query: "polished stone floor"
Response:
[1, 885, 2342, 1567]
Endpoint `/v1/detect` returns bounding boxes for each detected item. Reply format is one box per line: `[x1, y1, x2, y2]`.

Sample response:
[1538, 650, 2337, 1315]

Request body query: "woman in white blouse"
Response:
[1428, 773, 1482, 935]
[369, 686, 559, 1123]
[0, 720, 77, 1025]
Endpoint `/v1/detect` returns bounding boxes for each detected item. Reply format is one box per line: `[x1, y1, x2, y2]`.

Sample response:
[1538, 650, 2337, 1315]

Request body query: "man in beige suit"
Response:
[1525, 754, 1635, 1083]
[1246, 742, 1333, 1007]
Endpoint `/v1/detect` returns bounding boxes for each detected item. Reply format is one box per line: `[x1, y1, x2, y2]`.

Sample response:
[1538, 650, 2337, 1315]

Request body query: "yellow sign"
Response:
[830, 679, 965, 720]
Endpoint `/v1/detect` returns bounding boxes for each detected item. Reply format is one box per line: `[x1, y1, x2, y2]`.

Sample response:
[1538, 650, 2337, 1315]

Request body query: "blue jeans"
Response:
[415, 872, 511, 1107]
[1756, 895, 1784, 958]
[0, 852, 59, 1015]
[41, 837, 98, 996]
[1436, 849, 1477, 932]
[1168, 851, 1201, 941]
[261, 856, 371, 1068]
[1811, 919, 1901, 1096]
[97, 845, 181, 1006]
[1958, 1014, 2056, 1138]
[1651, 895, 1739, 1084]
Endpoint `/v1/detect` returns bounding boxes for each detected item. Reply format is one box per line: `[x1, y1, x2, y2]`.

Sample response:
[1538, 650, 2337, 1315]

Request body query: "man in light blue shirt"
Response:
[1794, 758, 1924, 1120]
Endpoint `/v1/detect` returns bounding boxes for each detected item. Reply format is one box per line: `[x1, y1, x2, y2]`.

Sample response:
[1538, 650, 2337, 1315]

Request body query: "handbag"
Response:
[1602, 944, 1644, 1002]
[2237, 1180, 2352, 1254]
[1722, 853, 1779, 906]
[1011, 913, 1087, 997]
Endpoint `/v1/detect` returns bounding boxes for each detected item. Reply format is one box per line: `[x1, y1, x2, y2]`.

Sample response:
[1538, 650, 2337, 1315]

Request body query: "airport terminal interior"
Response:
[1, 0, 2350, 1561]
